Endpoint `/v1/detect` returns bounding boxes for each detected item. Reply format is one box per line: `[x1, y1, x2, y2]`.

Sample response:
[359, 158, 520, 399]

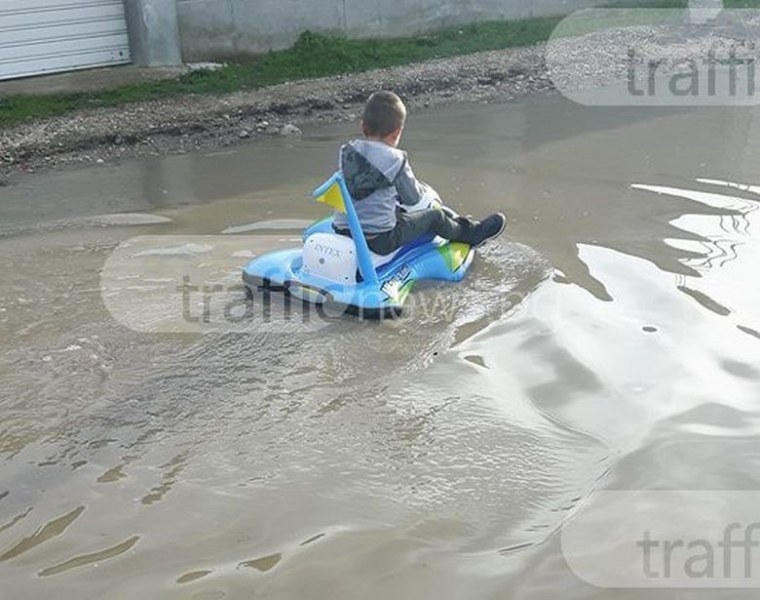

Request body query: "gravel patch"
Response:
[0, 45, 551, 177]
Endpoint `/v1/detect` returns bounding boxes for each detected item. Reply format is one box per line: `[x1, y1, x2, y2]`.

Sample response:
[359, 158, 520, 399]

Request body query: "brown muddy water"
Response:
[1, 95, 760, 599]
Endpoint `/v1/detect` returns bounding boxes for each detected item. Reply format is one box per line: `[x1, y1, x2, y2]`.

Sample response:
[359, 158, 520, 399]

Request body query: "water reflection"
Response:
[631, 179, 759, 325]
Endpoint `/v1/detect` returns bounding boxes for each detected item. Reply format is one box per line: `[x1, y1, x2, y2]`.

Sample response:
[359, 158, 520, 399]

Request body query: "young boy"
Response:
[332, 90, 506, 255]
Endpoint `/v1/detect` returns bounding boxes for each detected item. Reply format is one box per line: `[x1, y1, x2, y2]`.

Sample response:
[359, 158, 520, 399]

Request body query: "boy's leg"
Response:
[367, 208, 507, 255]
[367, 208, 464, 255]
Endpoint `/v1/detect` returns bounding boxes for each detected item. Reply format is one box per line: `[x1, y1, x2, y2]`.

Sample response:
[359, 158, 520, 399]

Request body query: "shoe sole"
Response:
[474, 213, 507, 247]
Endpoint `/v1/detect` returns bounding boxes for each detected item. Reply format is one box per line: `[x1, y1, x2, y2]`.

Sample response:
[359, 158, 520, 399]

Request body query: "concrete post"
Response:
[124, 0, 183, 66]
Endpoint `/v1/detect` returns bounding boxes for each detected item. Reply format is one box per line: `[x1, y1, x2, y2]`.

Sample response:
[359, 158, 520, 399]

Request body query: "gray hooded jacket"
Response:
[333, 139, 428, 234]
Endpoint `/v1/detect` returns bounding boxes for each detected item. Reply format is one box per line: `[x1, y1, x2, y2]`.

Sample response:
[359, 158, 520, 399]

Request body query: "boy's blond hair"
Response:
[362, 91, 407, 138]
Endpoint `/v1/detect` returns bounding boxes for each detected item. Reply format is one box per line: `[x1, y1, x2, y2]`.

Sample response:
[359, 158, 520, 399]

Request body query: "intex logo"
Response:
[313, 243, 341, 258]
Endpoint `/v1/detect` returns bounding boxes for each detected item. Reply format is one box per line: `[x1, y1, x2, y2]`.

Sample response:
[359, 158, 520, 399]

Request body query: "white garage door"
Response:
[0, 0, 131, 81]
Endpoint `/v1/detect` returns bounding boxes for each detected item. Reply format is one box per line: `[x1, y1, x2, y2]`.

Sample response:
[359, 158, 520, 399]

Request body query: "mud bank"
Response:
[0, 45, 551, 179]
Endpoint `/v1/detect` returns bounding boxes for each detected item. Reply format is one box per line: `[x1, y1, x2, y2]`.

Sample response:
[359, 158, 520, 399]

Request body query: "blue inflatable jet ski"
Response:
[242, 172, 474, 318]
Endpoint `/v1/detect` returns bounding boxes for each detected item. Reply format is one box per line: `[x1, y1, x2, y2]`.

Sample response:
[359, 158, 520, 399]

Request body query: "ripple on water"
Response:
[37, 535, 140, 577]
[0, 506, 85, 562]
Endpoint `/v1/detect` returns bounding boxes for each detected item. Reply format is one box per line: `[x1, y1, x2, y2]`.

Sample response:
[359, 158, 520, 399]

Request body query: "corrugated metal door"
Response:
[0, 0, 131, 81]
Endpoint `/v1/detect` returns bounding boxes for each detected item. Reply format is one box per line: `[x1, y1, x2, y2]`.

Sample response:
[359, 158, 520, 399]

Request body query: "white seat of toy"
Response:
[302, 232, 405, 284]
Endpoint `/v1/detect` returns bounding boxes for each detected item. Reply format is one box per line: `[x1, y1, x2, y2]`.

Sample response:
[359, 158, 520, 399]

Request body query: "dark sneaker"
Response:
[471, 213, 506, 247]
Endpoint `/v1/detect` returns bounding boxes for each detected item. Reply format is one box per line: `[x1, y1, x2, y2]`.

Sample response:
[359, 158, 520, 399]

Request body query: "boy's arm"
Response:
[393, 157, 428, 206]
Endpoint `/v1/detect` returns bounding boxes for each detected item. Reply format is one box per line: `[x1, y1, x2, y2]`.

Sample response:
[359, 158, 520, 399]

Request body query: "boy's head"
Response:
[361, 91, 406, 146]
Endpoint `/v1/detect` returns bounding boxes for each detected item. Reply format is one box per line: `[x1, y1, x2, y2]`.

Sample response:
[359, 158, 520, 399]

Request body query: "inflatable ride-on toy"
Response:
[242, 172, 474, 318]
